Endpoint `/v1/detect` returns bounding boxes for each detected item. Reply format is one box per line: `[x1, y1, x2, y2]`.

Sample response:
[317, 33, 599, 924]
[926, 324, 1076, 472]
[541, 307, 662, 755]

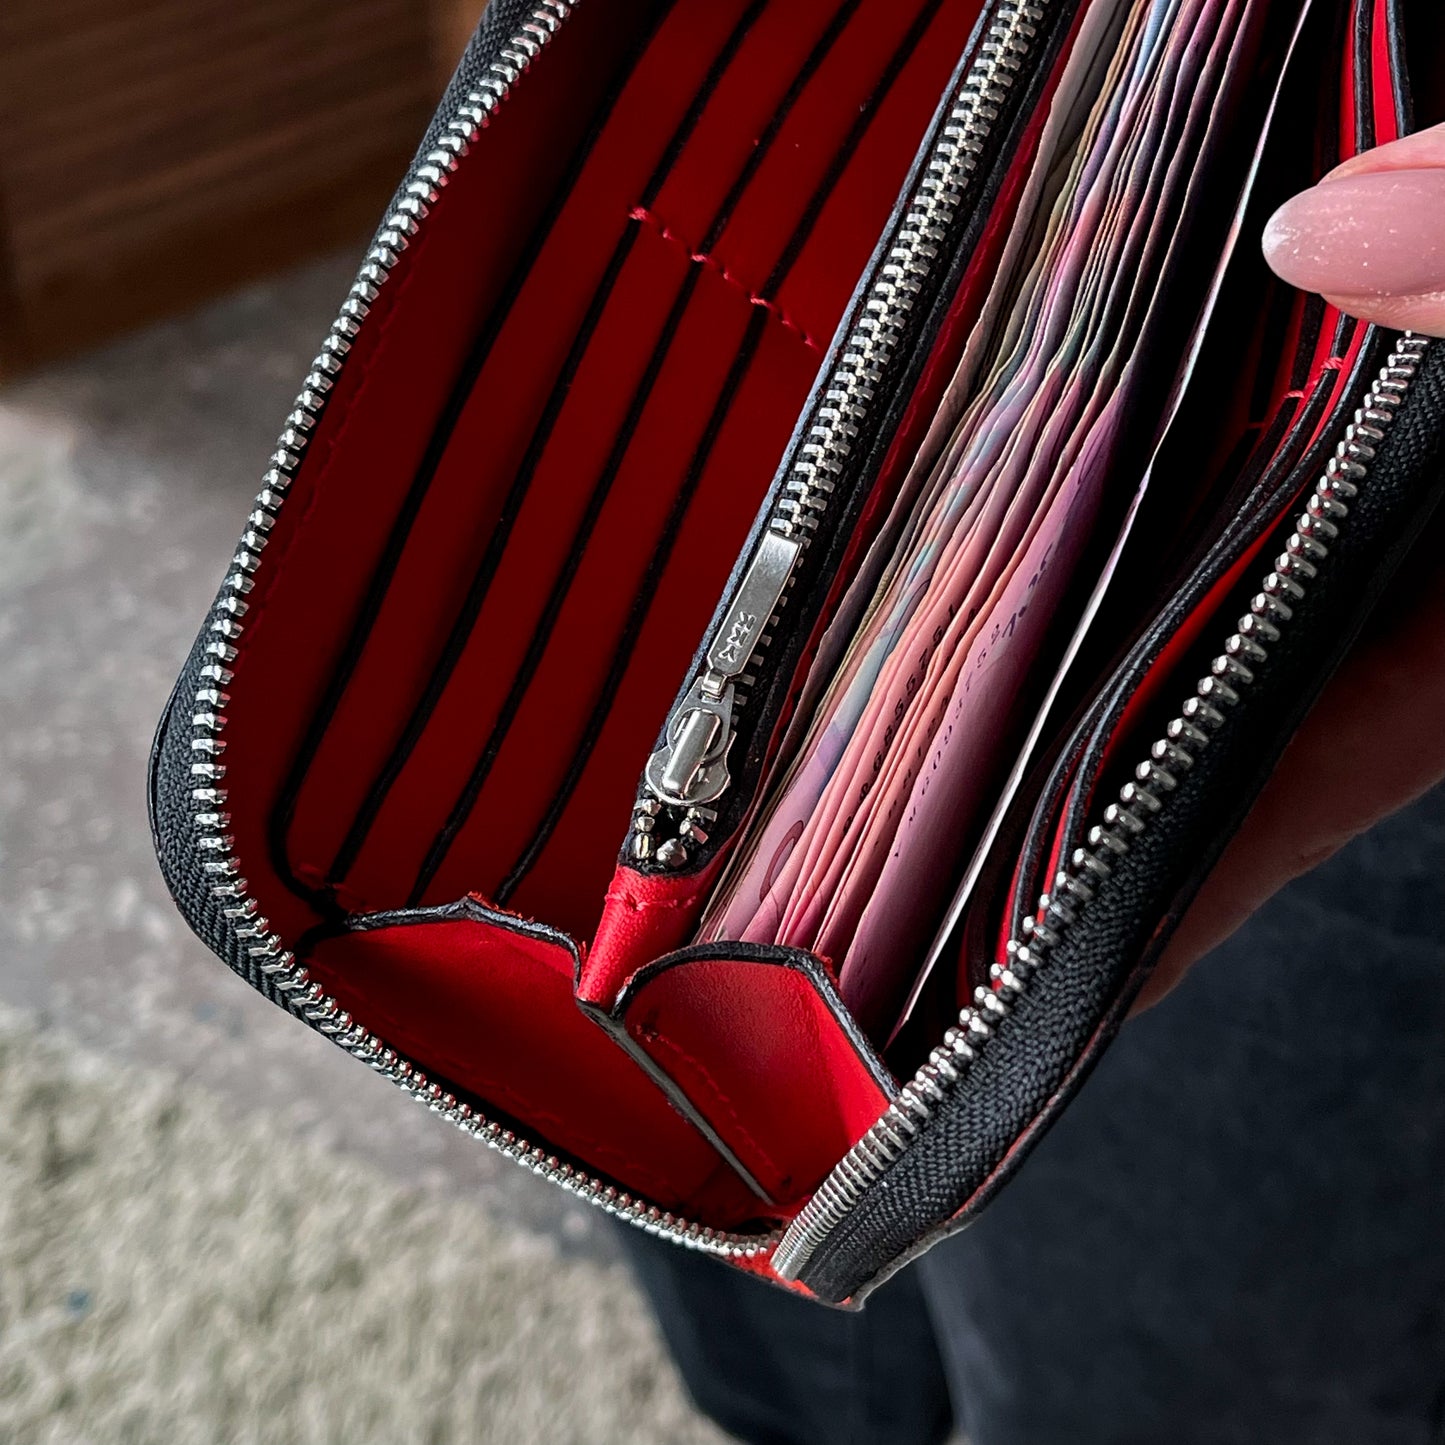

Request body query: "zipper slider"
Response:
[647, 672, 735, 806]
[645, 530, 801, 811]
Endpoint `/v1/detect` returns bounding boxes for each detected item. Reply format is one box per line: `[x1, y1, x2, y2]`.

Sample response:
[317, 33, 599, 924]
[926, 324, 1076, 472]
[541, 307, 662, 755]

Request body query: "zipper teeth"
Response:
[773, 331, 1432, 1282]
[186, 0, 770, 1259]
[769, 0, 1045, 543]
[634, 0, 1049, 853]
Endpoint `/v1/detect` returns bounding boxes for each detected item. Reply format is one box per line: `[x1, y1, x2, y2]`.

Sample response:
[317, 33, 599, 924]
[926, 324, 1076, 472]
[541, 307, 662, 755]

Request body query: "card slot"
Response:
[303, 900, 771, 1225]
[601, 945, 895, 1210]
[458, 0, 979, 914]
[275, 0, 772, 911]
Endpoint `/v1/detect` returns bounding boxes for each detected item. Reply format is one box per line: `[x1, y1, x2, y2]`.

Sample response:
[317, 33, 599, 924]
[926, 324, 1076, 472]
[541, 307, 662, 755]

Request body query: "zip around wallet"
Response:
[151, 0, 1445, 1304]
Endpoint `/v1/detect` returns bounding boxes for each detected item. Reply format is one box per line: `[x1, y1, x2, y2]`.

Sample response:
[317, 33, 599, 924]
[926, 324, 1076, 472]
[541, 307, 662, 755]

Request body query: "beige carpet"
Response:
[0, 1007, 730, 1445]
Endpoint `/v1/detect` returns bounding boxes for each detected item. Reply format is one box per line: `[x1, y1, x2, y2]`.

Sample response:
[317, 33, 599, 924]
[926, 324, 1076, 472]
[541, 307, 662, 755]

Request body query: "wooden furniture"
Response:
[0, 0, 486, 375]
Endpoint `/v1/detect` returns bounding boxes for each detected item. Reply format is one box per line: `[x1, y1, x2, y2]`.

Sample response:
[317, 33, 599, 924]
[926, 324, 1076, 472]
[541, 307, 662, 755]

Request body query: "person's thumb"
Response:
[1262, 121, 1445, 338]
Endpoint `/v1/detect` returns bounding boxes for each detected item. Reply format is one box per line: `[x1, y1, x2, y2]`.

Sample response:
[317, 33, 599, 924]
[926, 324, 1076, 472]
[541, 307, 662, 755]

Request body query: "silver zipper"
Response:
[773, 331, 1432, 1281]
[188, 0, 773, 1259]
[633, 0, 1050, 868]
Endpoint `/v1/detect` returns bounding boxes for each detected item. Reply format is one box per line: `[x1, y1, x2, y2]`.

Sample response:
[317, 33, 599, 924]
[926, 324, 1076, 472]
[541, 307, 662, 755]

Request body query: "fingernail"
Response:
[1324, 122, 1445, 181]
[1262, 169, 1445, 298]
[1320, 290, 1445, 338]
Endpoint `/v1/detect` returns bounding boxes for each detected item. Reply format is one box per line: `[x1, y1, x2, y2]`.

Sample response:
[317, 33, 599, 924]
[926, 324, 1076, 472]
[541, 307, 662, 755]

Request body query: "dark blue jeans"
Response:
[622, 785, 1445, 1444]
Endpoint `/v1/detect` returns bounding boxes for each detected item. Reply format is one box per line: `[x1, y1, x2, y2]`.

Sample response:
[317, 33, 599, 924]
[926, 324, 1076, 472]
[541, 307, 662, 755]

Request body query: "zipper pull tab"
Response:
[645, 530, 802, 812]
[662, 688, 727, 798]
[647, 673, 735, 807]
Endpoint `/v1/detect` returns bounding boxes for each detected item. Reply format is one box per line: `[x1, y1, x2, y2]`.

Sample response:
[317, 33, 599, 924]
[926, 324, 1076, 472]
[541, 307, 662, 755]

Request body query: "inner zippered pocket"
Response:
[609, 0, 1342, 1012]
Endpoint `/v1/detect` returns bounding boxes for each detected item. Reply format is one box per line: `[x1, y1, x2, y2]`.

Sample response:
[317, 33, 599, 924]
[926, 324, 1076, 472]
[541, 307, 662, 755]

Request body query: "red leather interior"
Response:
[616, 951, 892, 1207]
[307, 907, 768, 1224]
[199, 0, 1396, 1234]
[209, 0, 990, 1225]
[250, 0, 988, 944]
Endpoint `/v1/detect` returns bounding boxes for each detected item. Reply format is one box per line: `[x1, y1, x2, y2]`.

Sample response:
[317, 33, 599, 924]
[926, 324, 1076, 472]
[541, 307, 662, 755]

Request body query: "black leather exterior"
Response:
[147, 3, 565, 1002]
[147, 0, 1445, 1304]
[800, 336, 1445, 1303]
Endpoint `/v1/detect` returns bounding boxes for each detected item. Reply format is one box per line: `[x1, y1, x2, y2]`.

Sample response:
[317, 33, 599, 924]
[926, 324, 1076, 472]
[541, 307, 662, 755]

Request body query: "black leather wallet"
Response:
[152, 0, 1445, 1304]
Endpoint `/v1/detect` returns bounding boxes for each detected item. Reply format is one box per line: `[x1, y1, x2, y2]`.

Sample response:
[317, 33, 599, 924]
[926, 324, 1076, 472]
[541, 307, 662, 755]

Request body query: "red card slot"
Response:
[303, 902, 769, 1226]
[610, 947, 894, 1208]
[219, 0, 988, 963]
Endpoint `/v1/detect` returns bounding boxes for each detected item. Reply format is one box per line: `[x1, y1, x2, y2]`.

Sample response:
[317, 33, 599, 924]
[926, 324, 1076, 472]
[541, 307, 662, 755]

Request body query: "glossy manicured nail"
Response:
[1319, 291, 1445, 337]
[1262, 169, 1445, 299]
[1324, 121, 1445, 181]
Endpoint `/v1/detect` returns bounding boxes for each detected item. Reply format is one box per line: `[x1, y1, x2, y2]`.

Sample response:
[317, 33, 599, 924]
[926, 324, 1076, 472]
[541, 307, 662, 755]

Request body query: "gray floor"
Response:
[0, 1004, 726, 1445]
[0, 253, 615, 1247]
[0, 257, 724, 1441]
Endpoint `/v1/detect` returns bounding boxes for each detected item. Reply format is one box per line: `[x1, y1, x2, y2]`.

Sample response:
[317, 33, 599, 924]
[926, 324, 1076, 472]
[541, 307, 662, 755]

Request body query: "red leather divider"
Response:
[208, 0, 1009, 1224]
[614, 949, 893, 1208]
[265, 0, 988, 940]
[304, 905, 769, 1226]
[577, 860, 728, 1008]
[221, 0, 638, 952]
